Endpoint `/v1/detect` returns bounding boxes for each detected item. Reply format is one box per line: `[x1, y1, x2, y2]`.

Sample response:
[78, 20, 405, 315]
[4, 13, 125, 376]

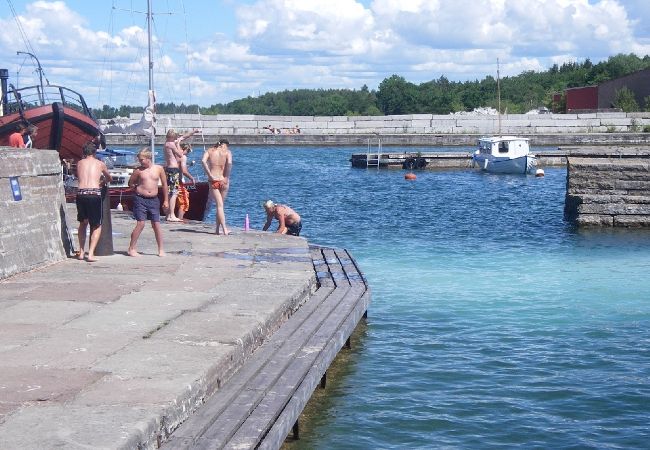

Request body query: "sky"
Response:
[1, 0, 650, 109]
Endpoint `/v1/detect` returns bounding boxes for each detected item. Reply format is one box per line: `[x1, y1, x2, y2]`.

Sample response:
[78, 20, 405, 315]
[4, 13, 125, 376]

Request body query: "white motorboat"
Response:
[472, 59, 538, 175]
[472, 136, 537, 174]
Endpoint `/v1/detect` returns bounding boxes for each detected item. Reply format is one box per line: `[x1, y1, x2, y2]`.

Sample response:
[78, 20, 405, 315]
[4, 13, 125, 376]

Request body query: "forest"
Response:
[93, 53, 650, 119]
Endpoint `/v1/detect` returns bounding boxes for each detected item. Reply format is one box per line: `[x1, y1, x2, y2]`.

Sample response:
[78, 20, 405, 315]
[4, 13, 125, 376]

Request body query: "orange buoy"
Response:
[405, 173, 417, 180]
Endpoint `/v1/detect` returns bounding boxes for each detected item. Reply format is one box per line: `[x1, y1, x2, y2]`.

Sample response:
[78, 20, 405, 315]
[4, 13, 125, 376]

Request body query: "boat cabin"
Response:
[477, 136, 530, 158]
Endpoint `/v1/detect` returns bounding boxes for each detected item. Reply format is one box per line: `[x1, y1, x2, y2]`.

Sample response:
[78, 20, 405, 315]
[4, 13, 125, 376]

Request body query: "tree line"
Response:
[93, 53, 650, 119]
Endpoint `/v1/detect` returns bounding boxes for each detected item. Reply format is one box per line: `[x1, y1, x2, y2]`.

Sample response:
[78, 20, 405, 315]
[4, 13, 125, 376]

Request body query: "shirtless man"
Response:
[164, 128, 198, 222]
[201, 139, 233, 235]
[262, 200, 302, 236]
[127, 147, 169, 257]
[76, 142, 113, 262]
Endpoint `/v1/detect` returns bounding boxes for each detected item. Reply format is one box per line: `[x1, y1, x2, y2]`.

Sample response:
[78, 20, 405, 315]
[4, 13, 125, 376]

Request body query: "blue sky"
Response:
[2, 0, 649, 109]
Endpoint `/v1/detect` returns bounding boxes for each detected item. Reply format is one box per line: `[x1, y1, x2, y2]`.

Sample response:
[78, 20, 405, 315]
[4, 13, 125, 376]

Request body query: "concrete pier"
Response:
[564, 157, 650, 227]
[350, 146, 650, 170]
[0, 211, 362, 448]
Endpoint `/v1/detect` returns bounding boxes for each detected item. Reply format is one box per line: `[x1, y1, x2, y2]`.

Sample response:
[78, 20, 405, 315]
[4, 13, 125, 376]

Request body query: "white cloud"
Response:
[1, 0, 649, 106]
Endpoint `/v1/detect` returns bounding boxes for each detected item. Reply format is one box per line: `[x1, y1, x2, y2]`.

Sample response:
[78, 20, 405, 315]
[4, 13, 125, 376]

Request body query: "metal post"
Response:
[94, 185, 114, 256]
[0, 68, 8, 115]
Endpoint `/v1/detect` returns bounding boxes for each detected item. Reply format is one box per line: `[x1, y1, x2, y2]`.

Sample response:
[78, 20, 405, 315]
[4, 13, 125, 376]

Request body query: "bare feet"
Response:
[158, 251, 165, 257]
[127, 249, 140, 257]
[166, 217, 182, 222]
[87, 255, 98, 263]
[77, 251, 85, 261]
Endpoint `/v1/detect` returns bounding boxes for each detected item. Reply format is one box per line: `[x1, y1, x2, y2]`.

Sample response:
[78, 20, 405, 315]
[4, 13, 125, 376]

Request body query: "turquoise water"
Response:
[176, 146, 650, 447]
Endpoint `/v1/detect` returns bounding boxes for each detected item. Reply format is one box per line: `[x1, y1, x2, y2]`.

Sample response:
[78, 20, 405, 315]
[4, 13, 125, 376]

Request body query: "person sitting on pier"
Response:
[262, 200, 302, 236]
[24, 125, 38, 148]
[76, 142, 113, 262]
[9, 122, 27, 148]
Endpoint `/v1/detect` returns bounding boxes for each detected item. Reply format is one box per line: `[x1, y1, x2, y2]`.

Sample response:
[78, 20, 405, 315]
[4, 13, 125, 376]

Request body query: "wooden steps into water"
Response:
[163, 246, 370, 450]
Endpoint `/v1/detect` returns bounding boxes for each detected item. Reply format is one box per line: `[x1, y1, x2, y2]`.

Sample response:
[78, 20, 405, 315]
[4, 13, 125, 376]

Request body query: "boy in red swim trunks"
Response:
[177, 143, 195, 221]
[201, 139, 232, 235]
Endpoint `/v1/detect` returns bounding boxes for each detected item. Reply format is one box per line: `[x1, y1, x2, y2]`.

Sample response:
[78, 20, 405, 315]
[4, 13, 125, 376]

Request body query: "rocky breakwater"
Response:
[564, 151, 650, 227]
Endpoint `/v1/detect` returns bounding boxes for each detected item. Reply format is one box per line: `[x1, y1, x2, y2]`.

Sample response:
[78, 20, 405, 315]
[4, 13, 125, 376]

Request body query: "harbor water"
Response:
[173, 145, 650, 448]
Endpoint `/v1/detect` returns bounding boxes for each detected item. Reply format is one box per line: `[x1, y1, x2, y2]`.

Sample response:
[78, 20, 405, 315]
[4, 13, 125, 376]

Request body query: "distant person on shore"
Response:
[164, 128, 199, 222]
[201, 139, 232, 235]
[92, 133, 106, 150]
[292, 125, 301, 134]
[176, 142, 195, 221]
[62, 158, 73, 177]
[262, 200, 302, 236]
[127, 147, 169, 257]
[24, 125, 38, 148]
[76, 142, 113, 262]
[263, 124, 276, 134]
[9, 123, 27, 148]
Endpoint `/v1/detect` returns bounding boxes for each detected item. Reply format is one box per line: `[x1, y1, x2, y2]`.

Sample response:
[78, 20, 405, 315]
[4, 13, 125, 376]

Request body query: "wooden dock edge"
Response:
[163, 245, 371, 450]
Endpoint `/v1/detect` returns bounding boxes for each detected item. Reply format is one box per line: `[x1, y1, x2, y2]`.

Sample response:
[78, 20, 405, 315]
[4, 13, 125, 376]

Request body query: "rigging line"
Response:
[181, 0, 193, 106]
[6, 0, 37, 57]
[121, 13, 148, 108]
[151, 17, 175, 107]
[97, 3, 117, 110]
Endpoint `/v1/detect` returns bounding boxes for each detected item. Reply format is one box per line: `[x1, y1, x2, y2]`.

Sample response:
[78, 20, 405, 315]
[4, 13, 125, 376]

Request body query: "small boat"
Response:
[472, 136, 537, 174]
[471, 59, 537, 175]
[0, 67, 101, 161]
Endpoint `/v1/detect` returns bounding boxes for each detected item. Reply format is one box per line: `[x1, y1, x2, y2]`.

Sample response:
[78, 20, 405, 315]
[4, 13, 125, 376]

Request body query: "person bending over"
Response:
[262, 200, 302, 236]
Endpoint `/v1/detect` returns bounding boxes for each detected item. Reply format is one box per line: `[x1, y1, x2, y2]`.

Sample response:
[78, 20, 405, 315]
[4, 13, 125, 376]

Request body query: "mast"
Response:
[497, 58, 502, 136]
[147, 0, 155, 157]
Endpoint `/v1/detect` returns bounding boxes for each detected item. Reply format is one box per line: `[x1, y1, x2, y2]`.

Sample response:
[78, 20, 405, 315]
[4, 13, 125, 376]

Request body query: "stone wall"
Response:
[101, 111, 650, 137]
[564, 157, 650, 227]
[0, 148, 71, 279]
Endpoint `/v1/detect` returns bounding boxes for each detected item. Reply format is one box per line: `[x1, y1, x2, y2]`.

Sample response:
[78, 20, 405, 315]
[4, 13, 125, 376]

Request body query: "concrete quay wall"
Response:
[0, 148, 70, 280]
[564, 157, 650, 227]
[102, 112, 650, 146]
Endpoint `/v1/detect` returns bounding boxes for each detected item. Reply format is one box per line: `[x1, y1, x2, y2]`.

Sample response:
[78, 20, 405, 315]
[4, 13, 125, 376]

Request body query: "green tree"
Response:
[376, 75, 417, 114]
[614, 87, 639, 112]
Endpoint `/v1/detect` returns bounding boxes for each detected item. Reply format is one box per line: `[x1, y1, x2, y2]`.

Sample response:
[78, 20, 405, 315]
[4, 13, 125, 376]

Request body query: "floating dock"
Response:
[350, 146, 650, 169]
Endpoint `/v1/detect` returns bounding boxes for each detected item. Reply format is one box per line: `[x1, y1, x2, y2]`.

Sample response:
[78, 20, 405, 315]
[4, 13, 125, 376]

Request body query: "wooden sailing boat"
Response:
[0, 52, 101, 161]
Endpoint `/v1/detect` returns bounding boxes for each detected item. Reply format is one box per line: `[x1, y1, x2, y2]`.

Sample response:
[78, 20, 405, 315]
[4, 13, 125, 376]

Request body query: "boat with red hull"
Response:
[74, 148, 210, 221]
[2, 70, 209, 221]
[0, 69, 100, 161]
[107, 183, 210, 222]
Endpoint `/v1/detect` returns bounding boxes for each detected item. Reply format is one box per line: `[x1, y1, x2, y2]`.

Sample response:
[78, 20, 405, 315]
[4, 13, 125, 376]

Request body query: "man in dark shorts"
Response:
[262, 200, 303, 236]
[76, 142, 112, 262]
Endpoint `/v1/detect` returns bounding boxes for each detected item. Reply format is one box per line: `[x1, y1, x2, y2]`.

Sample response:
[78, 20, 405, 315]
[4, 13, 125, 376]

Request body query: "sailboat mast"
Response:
[497, 58, 502, 136]
[147, 0, 155, 156]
